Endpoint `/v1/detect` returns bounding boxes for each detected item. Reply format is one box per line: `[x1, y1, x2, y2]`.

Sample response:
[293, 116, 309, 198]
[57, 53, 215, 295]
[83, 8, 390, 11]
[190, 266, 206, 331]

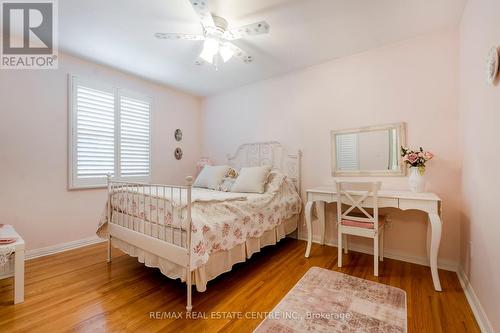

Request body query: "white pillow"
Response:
[231, 166, 272, 194]
[193, 165, 230, 190]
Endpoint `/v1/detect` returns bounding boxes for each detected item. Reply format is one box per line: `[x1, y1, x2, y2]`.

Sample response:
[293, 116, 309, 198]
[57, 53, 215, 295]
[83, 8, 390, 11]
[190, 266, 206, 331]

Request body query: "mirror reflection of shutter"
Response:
[336, 133, 359, 170]
[388, 128, 398, 170]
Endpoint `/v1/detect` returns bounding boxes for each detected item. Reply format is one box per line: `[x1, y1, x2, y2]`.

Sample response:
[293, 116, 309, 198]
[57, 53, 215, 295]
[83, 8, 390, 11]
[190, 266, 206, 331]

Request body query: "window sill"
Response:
[68, 177, 151, 190]
[68, 184, 108, 191]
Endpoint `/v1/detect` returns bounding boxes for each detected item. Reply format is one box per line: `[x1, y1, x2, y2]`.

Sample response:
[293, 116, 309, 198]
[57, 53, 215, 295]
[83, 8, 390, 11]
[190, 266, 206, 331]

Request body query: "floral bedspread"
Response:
[97, 172, 301, 269]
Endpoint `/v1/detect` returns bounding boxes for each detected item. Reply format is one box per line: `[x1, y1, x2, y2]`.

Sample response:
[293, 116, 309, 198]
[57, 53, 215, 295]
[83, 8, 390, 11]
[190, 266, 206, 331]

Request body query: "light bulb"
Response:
[219, 43, 235, 63]
[199, 38, 219, 64]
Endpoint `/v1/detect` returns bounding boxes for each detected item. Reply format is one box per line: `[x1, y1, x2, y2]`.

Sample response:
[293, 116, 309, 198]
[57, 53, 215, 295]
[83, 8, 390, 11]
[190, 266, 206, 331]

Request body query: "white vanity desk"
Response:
[304, 186, 443, 291]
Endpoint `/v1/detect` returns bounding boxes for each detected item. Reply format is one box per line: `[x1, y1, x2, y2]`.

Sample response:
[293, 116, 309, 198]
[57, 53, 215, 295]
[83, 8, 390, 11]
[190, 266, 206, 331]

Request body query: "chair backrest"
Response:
[336, 181, 381, 228]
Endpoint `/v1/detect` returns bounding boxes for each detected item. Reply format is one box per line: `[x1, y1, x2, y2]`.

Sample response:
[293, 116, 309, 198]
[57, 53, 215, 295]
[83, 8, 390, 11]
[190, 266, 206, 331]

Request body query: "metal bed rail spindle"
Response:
[106, 175, 193, 311]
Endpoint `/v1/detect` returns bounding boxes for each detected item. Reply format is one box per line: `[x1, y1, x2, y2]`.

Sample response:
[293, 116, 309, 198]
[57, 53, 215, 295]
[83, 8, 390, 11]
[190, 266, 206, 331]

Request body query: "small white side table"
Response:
[0, 225, 25, 304]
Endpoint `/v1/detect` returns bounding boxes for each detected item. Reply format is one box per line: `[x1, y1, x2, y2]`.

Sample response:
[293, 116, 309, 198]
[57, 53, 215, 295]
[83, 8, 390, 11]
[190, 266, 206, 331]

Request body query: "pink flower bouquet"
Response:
[400, 146, 433, 174]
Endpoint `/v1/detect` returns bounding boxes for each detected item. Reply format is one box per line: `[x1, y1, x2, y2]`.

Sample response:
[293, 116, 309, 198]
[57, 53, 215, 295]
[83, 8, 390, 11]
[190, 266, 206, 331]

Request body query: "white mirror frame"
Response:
[331, 122, 407, 177]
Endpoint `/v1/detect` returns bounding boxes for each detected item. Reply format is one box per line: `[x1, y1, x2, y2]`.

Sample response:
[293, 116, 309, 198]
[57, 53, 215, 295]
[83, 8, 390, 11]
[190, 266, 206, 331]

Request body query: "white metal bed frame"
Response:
[106, 142, 301, 311]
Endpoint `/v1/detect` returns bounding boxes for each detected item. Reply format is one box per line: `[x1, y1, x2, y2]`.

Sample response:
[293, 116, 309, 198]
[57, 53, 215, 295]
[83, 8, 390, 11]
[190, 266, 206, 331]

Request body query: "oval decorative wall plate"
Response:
[174, 129, 183, 142]
[174, 147, 183, 160]
[486, 46, 499, 85]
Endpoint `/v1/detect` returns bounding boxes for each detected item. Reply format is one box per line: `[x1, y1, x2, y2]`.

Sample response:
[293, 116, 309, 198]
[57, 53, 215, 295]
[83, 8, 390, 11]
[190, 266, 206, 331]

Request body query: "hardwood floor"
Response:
[0, 239, 479, 333]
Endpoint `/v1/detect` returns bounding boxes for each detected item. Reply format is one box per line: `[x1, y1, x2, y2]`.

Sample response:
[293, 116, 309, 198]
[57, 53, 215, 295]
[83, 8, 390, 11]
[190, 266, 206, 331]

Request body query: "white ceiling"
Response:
[59, 0, 467, 96]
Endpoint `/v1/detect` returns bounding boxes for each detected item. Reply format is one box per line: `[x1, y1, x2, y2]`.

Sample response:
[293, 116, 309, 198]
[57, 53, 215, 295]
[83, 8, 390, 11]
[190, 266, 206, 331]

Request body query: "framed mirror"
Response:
[331, 122, 406, 176]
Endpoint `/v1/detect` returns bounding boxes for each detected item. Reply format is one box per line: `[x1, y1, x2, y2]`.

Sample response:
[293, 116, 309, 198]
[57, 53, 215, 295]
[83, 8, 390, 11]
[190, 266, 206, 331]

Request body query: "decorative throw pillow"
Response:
[231, 166, 272, 194]
[218, 177, 236, 192]
[193, 165, 230, 190]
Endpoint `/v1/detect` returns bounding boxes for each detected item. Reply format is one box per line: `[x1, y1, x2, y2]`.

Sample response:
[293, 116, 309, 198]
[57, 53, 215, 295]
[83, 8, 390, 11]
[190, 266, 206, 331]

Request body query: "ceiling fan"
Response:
[154, 0, 270, 70]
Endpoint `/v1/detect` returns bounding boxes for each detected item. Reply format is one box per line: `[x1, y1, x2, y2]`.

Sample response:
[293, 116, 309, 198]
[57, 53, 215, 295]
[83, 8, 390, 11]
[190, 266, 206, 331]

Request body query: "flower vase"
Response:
[408, 167, 426, 193]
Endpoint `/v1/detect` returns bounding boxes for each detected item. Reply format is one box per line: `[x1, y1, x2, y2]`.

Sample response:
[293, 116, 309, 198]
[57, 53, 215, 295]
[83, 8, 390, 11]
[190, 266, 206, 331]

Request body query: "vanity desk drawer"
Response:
[307, 192, 335, 203]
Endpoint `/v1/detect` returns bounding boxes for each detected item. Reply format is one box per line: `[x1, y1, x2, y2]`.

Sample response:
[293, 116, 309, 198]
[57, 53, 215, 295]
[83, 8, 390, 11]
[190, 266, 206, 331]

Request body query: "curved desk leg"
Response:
[428, 213, 443, 291]
[426, 220, 431, 261]
[305, 201, 314, 258]
[317, 201, 326, 245]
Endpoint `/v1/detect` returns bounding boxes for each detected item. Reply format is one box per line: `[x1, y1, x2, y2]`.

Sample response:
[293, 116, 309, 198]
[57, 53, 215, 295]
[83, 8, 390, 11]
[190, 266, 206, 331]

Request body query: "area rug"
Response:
[253, 267, 407, 333]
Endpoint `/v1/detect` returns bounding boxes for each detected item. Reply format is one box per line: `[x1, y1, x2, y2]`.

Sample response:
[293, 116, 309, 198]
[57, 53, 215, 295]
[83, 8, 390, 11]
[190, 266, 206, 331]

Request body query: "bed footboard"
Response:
[106, 175, 193, 311]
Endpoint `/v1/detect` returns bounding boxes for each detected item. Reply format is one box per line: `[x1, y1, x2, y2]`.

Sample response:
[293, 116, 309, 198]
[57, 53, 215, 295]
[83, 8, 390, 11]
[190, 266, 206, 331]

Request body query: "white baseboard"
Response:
[297, 235, 458, 272]
[26, 236, 106, 260]
[457, 268, 494, 333]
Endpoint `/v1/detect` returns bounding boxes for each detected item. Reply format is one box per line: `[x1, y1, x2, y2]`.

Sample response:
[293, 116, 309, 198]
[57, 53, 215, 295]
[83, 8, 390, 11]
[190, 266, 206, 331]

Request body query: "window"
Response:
[69, 76, 151, 189]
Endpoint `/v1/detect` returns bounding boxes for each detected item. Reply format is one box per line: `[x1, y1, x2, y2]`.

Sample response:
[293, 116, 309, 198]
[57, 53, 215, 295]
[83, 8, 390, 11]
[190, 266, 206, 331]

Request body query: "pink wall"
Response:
[0, 52, 201, 251]
[459, 0, 500, 330]
[201, 29, 461, 268]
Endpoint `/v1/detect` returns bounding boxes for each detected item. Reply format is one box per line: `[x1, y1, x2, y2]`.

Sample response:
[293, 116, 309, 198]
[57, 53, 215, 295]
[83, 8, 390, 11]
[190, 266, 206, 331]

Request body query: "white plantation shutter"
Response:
[336, 133, 359, 170]
[69, 76, 152, 189]
[75, 84, 115, 180]
[120, 95, 151, 177]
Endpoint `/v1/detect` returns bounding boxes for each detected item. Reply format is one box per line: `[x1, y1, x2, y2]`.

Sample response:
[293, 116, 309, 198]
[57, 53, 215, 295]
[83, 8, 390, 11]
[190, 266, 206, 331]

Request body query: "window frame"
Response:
[68, 75, 152, 190]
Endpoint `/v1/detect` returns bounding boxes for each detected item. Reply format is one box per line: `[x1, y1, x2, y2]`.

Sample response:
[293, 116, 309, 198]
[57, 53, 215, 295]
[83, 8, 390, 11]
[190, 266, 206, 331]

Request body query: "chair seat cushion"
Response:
[341, 216, 385, 229]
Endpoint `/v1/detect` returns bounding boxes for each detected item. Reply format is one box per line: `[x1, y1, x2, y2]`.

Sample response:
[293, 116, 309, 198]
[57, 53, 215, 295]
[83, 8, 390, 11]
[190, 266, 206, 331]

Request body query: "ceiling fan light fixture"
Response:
[219, 43, 234, 63]
[200, 38, 219, 63]
[155, 1, 270, 69]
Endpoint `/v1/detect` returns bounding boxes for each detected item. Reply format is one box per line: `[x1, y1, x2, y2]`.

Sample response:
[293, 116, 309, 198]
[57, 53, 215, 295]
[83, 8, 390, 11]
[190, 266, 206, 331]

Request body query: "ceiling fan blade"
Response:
[154, 33, 204, 41]
[227, 43, 254, 64]
[188, 0, 215, 28]
[224, 21, 270, 40]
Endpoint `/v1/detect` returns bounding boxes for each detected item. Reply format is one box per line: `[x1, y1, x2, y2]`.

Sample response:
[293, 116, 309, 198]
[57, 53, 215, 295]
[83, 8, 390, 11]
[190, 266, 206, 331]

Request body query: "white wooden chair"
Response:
[336, 181, 385, 276]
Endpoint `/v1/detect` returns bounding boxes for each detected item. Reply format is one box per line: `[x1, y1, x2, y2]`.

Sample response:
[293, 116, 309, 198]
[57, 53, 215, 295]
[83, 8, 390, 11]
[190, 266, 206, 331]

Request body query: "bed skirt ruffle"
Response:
[110, 215, 298, 292]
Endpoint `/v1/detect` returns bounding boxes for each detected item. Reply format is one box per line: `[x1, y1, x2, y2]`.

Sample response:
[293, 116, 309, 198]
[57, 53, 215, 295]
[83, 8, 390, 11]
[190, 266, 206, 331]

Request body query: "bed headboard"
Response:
[226, 142, 302, 193]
